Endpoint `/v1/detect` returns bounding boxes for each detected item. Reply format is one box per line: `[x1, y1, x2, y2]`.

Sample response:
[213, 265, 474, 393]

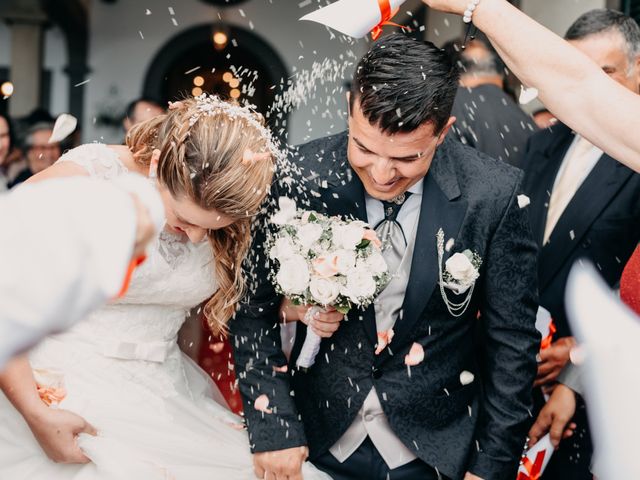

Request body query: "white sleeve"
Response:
[0, 175, 160, 367]
[56, 144, 128, 180]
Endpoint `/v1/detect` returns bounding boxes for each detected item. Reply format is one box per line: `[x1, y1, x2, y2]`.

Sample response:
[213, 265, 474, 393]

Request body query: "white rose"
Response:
[269, 237, 296, 261]
[297, 223, 324, 250]
[271, 197, 297, 225]
[365, 250, 388, 276]
[309, 276, 341, 305]
[334, 249, 357, 275]
[276, 255, 310, 295]
[344, 269, 377, 303]
[334, 223, 366, 250]
[445, 252, 479, 285]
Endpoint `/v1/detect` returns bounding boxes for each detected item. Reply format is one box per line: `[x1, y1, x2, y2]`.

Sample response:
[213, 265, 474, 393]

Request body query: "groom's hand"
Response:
[308, 307, 344, 338]
[253, 446, 308, 480]
[279, 299, 345, 338]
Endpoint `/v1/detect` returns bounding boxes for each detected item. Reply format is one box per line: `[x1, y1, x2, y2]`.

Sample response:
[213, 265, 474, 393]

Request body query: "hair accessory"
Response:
[168, 101, 184, 110]
[189, 94, 282, 161]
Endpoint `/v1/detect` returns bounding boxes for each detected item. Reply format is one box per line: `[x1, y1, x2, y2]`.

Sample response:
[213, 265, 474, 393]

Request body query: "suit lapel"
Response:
[322, 168, 368, 224]
[523, 126, 574, 246]
[377, 145, 468, 361]
[539, 154, 634, 290]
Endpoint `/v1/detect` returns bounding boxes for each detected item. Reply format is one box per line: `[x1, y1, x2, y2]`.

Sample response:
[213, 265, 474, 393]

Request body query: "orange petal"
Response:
[404, 343, 425, 366]
[375, 329, 394, 355]
[254, 394, 273, 414]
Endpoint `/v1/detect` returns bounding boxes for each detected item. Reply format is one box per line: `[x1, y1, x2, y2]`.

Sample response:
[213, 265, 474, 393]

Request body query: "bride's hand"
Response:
[25, 406, 97, 464]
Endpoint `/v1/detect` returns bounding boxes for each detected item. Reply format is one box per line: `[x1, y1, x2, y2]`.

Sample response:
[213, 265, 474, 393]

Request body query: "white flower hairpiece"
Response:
[189, 94, 282, 163]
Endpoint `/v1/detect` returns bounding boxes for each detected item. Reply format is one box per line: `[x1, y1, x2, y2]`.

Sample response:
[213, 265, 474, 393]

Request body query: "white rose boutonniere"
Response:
[437, 229, 482, 316]
[444, 251, 481, 294]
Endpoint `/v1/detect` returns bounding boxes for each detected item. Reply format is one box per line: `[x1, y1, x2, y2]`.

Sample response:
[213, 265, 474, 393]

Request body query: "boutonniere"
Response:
[436, 228, 482, 317]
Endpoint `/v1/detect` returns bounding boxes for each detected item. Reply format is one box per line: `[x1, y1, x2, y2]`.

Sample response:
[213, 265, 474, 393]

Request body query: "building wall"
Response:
[520, 0, 607, 35]
[43, 26, 69, 118]
[0, 22, 68, 118]
[0, 23, 10, 66]
[83, 0, 369, 145]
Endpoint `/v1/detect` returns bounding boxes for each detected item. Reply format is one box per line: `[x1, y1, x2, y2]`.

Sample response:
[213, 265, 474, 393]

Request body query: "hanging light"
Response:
[230, 88, 241, 99]
[192, 87, 203, 96]
[229, 78, 240, 88]
[222, 72, 233, 83]
[212, 24, 229, 51]
[193, 75, 205, 87]
[1, 81, 14, 97]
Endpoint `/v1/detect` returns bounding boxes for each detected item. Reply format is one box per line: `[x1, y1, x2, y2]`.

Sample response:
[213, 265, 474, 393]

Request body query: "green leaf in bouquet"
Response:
[334, 298, 352, 314]
[308, 212, 318, 222]
[356, 239, 371, 249]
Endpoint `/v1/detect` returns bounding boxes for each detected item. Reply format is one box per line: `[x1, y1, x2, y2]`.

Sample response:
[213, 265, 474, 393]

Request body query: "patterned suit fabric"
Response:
[232, 132, 540, 480]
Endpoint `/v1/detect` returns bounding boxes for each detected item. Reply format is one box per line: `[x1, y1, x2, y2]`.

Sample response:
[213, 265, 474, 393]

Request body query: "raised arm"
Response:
[422, 0, 640, 171]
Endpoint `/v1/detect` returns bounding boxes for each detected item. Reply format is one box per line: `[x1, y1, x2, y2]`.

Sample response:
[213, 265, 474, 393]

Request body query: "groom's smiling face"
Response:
[347, 97, 454, 201]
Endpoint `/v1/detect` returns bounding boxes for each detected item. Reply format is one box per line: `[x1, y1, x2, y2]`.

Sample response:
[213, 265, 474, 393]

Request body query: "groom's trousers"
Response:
[311, 437, 447, 480]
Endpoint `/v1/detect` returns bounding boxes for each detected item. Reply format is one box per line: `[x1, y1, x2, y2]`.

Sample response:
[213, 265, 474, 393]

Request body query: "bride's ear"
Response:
[149, 149, 161, 179]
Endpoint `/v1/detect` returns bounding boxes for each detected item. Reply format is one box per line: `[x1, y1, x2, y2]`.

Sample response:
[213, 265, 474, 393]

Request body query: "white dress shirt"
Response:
[544, 134, 603, 244]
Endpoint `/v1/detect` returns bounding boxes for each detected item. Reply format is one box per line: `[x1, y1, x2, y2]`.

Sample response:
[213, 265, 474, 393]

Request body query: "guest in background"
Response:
[521, 9, 640, 479]
[122, 97, 164, 134]
[532, 107, 557, 130]
[9, 122, 61, 188]
[448, 38, 537, 167]
[0, 113, 15, 192]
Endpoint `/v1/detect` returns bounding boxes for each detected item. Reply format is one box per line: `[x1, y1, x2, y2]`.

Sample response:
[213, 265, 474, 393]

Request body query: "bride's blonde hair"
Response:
[126, 95, 275, 335]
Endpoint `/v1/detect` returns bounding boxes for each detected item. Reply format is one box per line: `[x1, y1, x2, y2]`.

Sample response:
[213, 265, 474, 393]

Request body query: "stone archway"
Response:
[143, 23, 289, 138]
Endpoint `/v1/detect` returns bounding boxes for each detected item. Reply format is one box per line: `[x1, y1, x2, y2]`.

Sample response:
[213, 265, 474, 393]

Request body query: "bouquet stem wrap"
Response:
[296, 306, 323, 368]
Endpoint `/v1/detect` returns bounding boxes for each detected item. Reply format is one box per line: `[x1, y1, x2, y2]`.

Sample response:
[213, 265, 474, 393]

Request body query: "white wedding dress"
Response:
[0, 144, 329, 480]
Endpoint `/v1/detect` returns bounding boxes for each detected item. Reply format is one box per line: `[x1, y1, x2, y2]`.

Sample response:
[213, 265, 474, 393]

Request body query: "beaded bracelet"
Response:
[463, 0, 481, 23]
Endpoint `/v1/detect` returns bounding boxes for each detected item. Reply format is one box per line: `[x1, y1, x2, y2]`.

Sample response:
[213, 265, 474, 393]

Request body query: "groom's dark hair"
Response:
[349, 33, 460, 135]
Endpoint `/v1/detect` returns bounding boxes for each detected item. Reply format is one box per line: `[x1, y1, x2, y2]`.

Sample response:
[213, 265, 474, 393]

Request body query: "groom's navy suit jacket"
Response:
[232, 132, 540, 480]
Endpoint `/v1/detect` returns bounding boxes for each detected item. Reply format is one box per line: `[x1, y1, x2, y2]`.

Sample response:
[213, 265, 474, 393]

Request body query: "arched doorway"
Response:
[143, 24, 289, 138]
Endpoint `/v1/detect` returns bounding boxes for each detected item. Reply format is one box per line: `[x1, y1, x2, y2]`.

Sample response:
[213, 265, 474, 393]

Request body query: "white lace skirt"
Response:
[0, 336, 328, 480]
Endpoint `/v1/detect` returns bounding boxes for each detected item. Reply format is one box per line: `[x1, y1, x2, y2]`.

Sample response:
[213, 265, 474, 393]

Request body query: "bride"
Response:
[0, 95, 328, 480]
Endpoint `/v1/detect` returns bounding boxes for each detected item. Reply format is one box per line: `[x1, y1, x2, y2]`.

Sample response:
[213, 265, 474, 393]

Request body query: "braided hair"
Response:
[126, 96, 275, 334]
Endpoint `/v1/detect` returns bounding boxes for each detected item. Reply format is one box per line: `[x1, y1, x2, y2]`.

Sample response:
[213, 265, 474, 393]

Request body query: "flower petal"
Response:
[459, 370, 475, 385]
[254, 394, 273, 414]
[404, 343, 425, 366]
[49, 113, 77, 144]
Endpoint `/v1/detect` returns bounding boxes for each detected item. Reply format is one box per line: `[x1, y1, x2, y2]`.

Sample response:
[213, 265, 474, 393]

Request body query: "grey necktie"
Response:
[374, 192, 413, 275]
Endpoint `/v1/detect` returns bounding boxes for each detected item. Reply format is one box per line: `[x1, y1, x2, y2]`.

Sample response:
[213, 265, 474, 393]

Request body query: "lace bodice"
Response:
[54, 144, 217, 344]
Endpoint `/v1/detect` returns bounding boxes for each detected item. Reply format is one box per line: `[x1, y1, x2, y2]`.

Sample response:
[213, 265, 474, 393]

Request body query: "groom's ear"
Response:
[436, 116, 457, 146]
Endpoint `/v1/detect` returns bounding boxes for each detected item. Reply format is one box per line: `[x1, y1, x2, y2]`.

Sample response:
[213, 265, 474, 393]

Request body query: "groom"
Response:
[232, 34, 540, 480]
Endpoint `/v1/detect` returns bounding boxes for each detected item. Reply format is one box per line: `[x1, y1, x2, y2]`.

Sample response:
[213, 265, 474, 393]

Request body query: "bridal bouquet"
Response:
[268, 197, 389, 368]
